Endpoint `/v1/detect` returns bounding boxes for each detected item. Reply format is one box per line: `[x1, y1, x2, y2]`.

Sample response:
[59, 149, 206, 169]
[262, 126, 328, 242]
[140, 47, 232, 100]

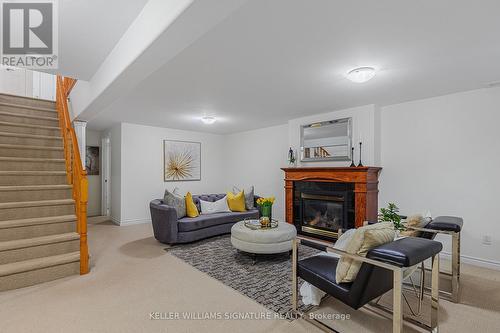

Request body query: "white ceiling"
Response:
[87, 0, 500, 133]
[56, 0, 148, 80]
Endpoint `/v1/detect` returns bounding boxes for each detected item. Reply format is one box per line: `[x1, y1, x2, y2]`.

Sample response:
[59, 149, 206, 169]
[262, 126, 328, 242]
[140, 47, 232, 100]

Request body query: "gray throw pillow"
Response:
[233, 185, 254, 210]
[163, 188, 186, 218]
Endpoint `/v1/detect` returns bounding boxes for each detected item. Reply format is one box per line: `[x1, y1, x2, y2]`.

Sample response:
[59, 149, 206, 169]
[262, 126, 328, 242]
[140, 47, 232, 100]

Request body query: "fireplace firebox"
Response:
[294, 181, 355, 240]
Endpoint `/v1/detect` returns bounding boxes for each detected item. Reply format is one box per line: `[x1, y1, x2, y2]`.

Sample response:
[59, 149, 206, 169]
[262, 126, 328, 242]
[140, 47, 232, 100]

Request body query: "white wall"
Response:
[224, 124, 289, 221]
[0, 67, 56, 100]
[86, 129, 102, 216]
[116, 123, 226, 225]
[0, 67, 32, 97]
[379, 87, 500, 268]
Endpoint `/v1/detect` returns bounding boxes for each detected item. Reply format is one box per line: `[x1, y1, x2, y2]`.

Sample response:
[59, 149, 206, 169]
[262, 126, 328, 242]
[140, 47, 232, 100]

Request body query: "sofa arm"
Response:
[150, 199, 179, 244]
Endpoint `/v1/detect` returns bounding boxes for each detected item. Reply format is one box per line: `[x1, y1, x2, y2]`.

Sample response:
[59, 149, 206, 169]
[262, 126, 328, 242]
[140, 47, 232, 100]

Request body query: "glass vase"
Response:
[261, 205, 272, 220]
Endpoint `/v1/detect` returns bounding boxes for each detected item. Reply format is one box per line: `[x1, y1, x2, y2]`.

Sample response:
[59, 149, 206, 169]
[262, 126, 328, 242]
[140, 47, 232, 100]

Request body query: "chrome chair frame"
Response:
[405, 225, 460, 303]
[292, 235, 440, 333]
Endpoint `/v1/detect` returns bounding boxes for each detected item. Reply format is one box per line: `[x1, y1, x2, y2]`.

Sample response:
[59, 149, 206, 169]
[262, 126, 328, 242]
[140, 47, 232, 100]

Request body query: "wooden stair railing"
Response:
[56, 75, 89, 275]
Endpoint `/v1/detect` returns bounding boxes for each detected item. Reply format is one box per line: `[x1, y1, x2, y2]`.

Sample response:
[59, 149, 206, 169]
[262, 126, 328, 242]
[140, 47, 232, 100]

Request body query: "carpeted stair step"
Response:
[0, 199, 75, 221]
[0, 215, 76, 241]
[0, 143, 64, 158]
[0, 171, 67, 186]
[0, 93, 56, 110]
[0, 232, 80, 265]
[0, 121, 61, 136]
[0, 111, 59, 127]
[0, 184, 72, 202]
[0, 251, 80, 291]
[0, 102, 56, 118]
[0, 131, 62, 147]
[0, 157, 66, 171]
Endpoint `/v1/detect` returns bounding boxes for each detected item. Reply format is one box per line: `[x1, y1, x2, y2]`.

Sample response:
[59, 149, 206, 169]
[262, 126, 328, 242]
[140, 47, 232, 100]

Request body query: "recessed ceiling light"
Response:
[201, 115, 216, 125]
[346, 67, 376, 83]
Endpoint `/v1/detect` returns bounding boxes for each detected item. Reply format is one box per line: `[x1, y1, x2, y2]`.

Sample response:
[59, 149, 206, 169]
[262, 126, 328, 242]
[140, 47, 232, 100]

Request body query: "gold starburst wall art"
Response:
[164, 140, 201, 181]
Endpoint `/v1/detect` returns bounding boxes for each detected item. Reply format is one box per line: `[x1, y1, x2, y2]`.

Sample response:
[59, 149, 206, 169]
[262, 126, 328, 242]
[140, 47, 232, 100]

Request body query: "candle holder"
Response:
[350, 147, 356, 167]
[287, 147, 296, 167]
[357, 142, 363, 167]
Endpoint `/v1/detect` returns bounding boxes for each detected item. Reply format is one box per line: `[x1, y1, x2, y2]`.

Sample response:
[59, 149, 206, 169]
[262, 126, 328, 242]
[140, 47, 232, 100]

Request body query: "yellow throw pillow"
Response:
[185, 192, 199, 217]
[226, 191, 247, 212]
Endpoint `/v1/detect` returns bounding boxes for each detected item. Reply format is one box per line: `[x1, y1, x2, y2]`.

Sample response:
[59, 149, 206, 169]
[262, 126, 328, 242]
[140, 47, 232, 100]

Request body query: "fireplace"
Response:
[294, 181, 355, 240]
[282, 167, 382, 241]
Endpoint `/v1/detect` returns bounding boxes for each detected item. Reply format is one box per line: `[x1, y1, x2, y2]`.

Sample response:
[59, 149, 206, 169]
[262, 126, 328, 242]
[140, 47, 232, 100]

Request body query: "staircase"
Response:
[0, 93, 81, 291]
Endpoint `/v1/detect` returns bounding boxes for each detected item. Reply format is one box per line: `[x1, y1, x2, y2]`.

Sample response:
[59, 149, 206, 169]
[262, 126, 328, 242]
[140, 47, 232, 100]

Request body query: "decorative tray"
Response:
[244, 218, 279, 230]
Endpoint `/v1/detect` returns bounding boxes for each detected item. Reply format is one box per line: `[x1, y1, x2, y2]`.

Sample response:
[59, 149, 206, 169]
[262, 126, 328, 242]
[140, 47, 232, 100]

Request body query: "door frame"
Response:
[101, 136, 111, 216]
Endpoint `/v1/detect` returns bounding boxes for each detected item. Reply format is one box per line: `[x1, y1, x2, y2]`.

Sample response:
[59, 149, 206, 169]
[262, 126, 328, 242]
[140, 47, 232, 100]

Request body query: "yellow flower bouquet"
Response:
[257, 196, 275, 219]
[256, 196, 275, 206]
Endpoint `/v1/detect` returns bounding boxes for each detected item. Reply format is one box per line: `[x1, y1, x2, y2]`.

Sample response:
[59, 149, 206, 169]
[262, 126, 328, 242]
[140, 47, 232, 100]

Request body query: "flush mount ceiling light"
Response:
[201, 115, 216, 125]
[346, 67, 376, 83]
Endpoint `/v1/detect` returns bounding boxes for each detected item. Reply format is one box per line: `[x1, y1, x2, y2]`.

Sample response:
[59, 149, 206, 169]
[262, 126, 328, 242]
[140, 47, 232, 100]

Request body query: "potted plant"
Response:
[378, 203, 404, 231]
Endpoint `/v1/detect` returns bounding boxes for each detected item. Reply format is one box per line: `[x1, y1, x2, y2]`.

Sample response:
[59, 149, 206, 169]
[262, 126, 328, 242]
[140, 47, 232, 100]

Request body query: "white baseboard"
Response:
[110, 217, 152, 226]
[440, 251, 500, 271]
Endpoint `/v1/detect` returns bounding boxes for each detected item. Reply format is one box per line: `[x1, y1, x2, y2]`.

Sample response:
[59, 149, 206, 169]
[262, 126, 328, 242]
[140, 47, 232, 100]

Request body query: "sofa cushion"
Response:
[185, 192, 199, 218]
[233, 186, 255, 210]
[163, 188, 186, 218]
[227, 191, 247, 212]
[178, 209, 259, 232]
[199, 196, 230, 214]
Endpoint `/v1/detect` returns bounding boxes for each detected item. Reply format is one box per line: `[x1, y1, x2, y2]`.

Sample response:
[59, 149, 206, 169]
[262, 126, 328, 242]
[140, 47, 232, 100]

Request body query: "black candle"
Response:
[357, 142, 363, 167]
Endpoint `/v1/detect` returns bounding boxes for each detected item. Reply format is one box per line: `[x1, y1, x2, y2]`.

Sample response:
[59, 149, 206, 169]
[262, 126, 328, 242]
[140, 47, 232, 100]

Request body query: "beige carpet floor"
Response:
[0, 219, 499, 333]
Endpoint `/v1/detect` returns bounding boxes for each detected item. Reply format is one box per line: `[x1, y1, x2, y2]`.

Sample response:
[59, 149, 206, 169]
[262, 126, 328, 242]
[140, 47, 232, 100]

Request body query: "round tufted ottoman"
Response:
[230, 220, 297, 255]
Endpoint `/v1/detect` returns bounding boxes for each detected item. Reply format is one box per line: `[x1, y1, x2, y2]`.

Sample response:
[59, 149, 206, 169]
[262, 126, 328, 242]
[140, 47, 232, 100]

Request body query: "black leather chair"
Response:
[292, 236, 443, 333]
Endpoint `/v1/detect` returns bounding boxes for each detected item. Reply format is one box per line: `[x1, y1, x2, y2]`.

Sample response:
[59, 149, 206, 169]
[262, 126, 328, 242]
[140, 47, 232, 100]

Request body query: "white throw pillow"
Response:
[200, 196, 231, 215]
[334, 229, 356, 251]
[319, 229, 357, 260]
[335, 222, 395, 284]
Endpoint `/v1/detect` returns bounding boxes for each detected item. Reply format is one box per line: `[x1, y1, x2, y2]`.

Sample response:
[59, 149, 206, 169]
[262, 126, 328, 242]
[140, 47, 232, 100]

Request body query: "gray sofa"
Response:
[150, 193, 260, 244]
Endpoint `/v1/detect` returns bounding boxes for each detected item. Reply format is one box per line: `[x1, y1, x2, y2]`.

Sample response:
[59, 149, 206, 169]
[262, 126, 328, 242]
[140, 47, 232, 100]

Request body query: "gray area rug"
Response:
[166, 235, 320, 317]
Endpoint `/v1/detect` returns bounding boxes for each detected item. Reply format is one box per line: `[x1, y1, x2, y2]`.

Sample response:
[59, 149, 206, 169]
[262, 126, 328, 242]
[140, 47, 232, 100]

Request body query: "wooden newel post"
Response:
[80, 177, 89, 274]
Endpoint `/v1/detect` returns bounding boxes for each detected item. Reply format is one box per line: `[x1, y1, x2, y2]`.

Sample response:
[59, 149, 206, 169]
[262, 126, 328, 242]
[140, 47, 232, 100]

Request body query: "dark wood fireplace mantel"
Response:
[281, 167, 382, 229]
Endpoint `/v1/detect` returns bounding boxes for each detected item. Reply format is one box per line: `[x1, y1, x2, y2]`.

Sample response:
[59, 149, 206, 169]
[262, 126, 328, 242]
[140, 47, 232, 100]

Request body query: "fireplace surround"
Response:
[282, 167, 382, 241]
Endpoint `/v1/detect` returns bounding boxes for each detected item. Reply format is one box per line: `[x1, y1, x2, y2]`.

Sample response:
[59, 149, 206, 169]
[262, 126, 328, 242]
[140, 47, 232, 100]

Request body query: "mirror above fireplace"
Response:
[300, 117, 352, 162]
